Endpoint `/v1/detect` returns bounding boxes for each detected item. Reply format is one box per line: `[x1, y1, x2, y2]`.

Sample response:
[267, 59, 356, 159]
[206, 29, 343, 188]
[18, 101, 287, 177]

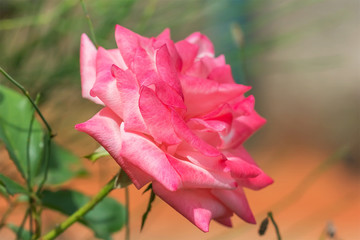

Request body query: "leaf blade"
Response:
[0, 85, 44, 182]
[0, 174, 27, 195]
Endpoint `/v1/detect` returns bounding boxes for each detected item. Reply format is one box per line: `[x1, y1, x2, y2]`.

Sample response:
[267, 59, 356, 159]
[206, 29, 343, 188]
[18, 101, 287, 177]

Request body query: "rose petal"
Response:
[208, 65, 235, 84]
[175, 40, 199, 72]
[139, 86, 181, 145]
[181, 75, 251, 118]
[75, 108, 150, 188]
[211, 188, 256, 224]
[115, 25, 149, 68]
[232, 95, 255, 117]
[166, 155, 237, 189]
[172, 111, 221, 157]
[90, 47, 122, 115]
[156, 44, 183, 97]
[156, 28, 170, 40]
[80, 34, 103, 104]
[222, 110, 266, 149]
[185, 60, 210, 78]
[176, 149, 227, 171]
[120, 124, 182, 191]
[155, 83, 186, 111]
[237, 172, 274, 190]
[185, 32, 214, 58]
[224, 147, 273, 190]
[132, 47, 157, 86]
[111, 65, 148, 133]
[154, 32, 182, 71]
[188, 118, 229, 132]
[215, 217, 233, 227]
[153, 182, 232, 232]
[225, 157, 261, 179]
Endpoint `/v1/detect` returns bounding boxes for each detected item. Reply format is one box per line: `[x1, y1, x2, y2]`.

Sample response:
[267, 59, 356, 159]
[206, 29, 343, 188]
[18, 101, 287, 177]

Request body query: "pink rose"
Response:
[76, 25, 273, 232]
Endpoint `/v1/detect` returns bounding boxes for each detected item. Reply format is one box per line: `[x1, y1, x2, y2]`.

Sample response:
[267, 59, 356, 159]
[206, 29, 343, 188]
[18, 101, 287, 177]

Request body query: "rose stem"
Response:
[41, 175, 116, 240]
[125, 186, 130, 240]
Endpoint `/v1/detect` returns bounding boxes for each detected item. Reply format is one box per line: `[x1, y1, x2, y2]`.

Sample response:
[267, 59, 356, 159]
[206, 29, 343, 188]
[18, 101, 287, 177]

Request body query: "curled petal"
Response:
[80, 34, 103, 104]
[75, 108, 150, 188]
[90, 47, 122, 116]
[172, 111, 221, 157]
[188, 118, 229, 133]
[132, 47, 157, 86]
[176, 149, 227, 171]
[175, 40, 199, 72]
[232, 95, 255, 117]
[156, 28, 170, 40]
[120, 124, 182, 191]
[208, 65, 235, 84]
[181, 76, 251, 118]
[222, 110, 266, 149]
[139, 86, 181, 145]
[155, 32, 182, 71]
[237, 172, 274, 190]
[153, 182, 232, 232]
[211, 188, 256, 224]
[224, 147, 273, 190]
[166, 155, 237, 189]
[115, 25, 149, 68]
[185, 32, 214, 58]
[156, 44, 183, 97]
[225, 157, 261, 179]
[111, 65, 148, 133]
[215, 217, 233, 227]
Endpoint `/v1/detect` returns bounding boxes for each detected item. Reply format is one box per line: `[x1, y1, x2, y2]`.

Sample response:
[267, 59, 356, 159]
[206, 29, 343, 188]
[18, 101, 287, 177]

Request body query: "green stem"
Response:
[0, 201, 15, 229]
[41, 176, 116, 240]
[26, 94, 39, 189]
[0, 67, 53, 136]
[36, 134, 51, 195]
[80, 0, 98, 48]
[268, 212, 281, 240]
[16, 208, 30, 240]
[26, 113, 35, 189]
[125, 187, 130, 240]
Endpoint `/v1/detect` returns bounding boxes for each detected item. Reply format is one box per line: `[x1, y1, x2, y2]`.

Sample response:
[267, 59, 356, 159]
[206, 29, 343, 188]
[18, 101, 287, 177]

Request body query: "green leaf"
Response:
[141, 184, 156, 231]
[42, 189, 127, 239]
[37, 142, 83, 185]
[7, 223, 31, 240]
[0, 85, 81, 186]
[85, 146, 109, 162]
[0, 174, 27, 195]
[114, 169, 132, 189]
[0, 185, 9, 199]
[0, 85, 44, 183]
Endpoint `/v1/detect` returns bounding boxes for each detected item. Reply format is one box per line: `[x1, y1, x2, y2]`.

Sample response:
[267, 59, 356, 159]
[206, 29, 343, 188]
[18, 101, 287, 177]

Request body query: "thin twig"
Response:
[16, 208, 30, 240]
[80, 0, 98, 48]
[268, 212, 281, 240]
[0, 67, 52, 136]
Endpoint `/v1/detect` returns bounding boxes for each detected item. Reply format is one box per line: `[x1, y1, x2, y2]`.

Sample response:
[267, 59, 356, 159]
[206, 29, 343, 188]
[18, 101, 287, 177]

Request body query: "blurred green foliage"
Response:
[0, 0, 136, 99]
[0, 0, 350, 98]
